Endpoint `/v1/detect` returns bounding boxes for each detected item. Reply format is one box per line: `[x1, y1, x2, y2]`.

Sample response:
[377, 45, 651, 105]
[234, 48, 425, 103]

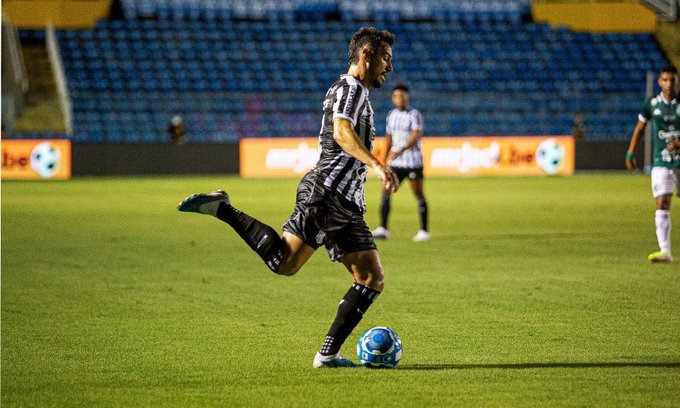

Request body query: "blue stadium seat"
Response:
[45, 1, 670, 143]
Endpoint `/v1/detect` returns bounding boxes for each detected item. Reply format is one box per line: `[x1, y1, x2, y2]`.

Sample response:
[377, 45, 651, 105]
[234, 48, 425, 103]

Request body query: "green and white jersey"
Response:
[639, 93, 680, 168]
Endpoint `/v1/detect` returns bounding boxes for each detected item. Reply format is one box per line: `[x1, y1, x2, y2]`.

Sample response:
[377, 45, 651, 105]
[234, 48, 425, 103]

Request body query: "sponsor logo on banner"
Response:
[2, 139, 72, 180]
[430, 142, 501, 173]
[424, 136, 574, 176]
[264, 143, 320, 174]
[240, 138, 320, 177]
[240, 136, 574, 178]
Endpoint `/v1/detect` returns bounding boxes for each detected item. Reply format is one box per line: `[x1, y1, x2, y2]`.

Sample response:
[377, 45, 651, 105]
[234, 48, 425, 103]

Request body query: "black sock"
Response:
[380, 196, 391, 228]
[417, 198, 428, 232]
[215, 203, 285, 272]
[320, 282, 381, 356]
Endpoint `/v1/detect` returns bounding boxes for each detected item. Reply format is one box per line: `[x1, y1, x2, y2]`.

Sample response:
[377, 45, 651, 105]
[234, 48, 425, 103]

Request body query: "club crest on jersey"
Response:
[315, 230, 326, 245]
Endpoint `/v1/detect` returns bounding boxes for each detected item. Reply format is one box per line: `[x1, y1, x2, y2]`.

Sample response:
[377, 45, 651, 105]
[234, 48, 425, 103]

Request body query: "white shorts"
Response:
[650, 167, 680, 198]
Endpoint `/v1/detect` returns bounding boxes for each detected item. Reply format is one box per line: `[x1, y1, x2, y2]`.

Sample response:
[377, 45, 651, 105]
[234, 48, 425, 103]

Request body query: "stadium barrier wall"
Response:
[22, 140, 630, 177]
[71, 143, 239, 176]
[531, 1, 657, 32]
[2, 0, 112, 29]
[575, 140, 637, 171]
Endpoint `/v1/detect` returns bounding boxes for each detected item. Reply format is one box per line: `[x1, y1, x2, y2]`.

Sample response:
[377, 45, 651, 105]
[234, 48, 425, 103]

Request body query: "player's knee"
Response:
[372, 276, 385, 292]
[363, 269, 385, 291]
[656, 196, 672, 210]
[275, 262, 301, 276]
[343, 250, 385, 291]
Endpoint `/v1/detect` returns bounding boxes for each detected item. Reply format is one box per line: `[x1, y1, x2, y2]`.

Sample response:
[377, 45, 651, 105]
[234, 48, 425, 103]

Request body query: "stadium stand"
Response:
[15, 0, 671, 143]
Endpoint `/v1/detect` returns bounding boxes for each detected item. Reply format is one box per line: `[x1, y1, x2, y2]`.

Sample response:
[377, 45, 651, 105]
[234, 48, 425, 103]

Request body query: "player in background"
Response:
[166, 115, 186, 145]
[178, 27, 399, 367]
[625, 64, 680, 263]
[372, 84, 430, 242]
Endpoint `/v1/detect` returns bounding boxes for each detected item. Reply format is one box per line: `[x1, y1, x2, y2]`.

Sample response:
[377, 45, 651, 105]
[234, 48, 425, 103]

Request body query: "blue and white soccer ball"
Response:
[30, 142, 61, 178]
[357, 326, 402, 368]
[535, 138, 565, 175]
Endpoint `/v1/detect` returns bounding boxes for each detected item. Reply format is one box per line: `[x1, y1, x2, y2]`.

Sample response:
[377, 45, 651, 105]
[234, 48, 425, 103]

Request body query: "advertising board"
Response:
[239, 136, 575, 178]
[2, 139, 72, 180]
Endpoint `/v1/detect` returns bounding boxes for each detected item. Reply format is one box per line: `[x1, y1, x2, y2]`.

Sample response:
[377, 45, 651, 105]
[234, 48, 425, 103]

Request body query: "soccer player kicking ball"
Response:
[178, 27, 399, 367]
[625, 64, 680, 263]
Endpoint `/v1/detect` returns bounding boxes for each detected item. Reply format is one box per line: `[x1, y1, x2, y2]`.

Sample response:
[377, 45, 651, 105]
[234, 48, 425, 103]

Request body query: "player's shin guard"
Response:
[216, 203, 285, 272]
[655, 209, 671, 253]
[319, 282, 381, 356]
[380, 196, 391, 228]
[417, 198, 428, 232]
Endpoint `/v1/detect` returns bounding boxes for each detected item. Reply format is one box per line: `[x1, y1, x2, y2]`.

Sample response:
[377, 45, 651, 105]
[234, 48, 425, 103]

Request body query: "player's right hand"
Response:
[625, 157, 637, 172]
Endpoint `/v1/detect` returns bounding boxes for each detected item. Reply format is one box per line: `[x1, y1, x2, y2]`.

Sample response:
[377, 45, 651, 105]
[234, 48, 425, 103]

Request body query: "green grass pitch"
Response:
[2, 174, 678, 407]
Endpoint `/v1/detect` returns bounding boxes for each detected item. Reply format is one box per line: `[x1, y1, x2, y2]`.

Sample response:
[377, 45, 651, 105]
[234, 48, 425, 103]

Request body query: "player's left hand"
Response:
[667, 139, 680, 151]
[372, 163, 399, 193]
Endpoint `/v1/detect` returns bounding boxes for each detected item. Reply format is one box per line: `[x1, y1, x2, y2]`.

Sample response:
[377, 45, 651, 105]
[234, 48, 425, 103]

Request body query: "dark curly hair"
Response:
[392, 84, 409, 93]
[661, 64, 677, 74]
[347, 27, 396, 66]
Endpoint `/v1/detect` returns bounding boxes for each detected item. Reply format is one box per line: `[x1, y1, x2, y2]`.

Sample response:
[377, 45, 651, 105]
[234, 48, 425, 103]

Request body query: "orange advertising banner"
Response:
[1, 139, 72, 180]
[421, 136, 575, 176]
[240, 136, 574, 178]
[240, 137, 320, 178]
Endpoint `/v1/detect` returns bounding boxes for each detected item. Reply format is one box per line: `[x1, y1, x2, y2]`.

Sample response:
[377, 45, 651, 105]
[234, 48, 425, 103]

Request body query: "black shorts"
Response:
[282, 171, 376, 262]
[390, 167, 424, 182]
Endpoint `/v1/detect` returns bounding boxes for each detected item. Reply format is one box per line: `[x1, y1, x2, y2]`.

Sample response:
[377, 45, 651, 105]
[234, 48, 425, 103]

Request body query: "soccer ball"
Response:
[356, 326, 402, 368]
[535, 138, 565, 175]
[30, 142, 61, 178]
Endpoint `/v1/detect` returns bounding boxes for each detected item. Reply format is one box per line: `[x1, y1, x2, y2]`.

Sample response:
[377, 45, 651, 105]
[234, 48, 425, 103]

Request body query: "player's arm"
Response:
[383, 132, 393, 163]
[387, 128, 423, 164]
[667, 138, 680, 151]
[334, 117, 398, 192]
[625, 120, 646, 172]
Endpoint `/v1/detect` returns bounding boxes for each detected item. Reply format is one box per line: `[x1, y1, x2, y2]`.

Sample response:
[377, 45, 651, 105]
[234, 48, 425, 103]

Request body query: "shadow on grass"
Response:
[399, 362, 680, 370]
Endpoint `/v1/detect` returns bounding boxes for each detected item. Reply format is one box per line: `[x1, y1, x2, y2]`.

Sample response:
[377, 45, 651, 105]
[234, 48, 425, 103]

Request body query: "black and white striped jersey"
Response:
[386, 107, 424, 169]
[313, 75, 375, 213]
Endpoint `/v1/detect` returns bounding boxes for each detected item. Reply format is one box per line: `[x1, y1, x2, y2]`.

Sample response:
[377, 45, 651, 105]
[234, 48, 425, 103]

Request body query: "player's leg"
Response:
[373, 167, 407, 239]
[409, 171, 430, 241]
[313, 210, 382, 368]
[314, 249, 384, 368]
[648, 167, 674, 262]
[325, 250, 384, 349]
[277, 232, 316, 276]
[342, 249, 385, 290]
[650, 193, 673, 262]
[178, 190, 311, 273]
[373, 187, 391, 239]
